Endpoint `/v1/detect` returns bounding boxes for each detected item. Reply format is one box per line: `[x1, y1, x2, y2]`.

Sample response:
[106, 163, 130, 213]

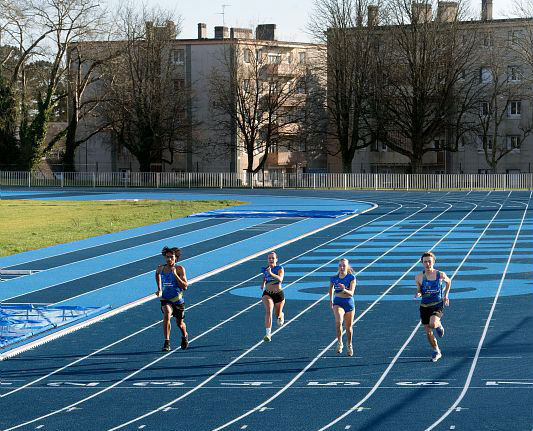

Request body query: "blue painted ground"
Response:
[0, 189, 531, 431]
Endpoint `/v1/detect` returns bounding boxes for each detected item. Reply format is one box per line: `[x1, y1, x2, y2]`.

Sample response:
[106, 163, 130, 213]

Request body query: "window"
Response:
[480, 67, 493, 83]
[287, 51, 293, 64]
[478, 169, 491, 174]
[434, 138, 445, 150]
[509, 101, 521, 117]
[171, 49, 185, 65]
[256, 49, 263, 61]
[482, 32, 493, 47]
[480, 101, 490, 116]
[380, 142, 387, 152]
[299, 52, 306, 64]
[508, 30, 523, 45]
[508, 66, 521, 82]
[243, 49, 251, 63]
[507, 135, 520, 150]
[295, 79, 306, 94]
[478, 135, 493, 151]
[242, 79, 250, 92]
[268, 53, 281, 64]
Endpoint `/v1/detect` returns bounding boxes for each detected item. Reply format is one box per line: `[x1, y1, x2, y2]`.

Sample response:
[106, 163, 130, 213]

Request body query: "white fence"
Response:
[0, 171, 532, 190]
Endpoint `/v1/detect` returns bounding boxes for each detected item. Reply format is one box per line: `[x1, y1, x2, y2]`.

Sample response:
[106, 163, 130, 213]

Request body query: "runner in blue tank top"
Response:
[329, 258, 356, 356]
[156, 246, 189, 352]
[415, 251, 451, 362]
[260, 251, 285, 342]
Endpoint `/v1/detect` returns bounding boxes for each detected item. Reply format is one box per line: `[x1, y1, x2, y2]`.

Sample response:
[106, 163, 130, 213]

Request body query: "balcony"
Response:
[261, 63, 301, 77]
[266, 151, 306, 167]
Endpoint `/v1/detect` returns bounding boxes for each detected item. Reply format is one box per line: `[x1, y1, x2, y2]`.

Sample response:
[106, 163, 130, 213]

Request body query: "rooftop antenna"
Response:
[217, 4, 231, 26]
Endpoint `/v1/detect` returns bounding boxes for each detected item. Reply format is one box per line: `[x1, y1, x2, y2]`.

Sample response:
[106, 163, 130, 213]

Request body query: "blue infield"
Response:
[0, 188, 531, 431]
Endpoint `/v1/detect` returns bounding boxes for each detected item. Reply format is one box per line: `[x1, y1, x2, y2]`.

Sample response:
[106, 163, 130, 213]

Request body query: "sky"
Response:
[102, 0, 517, 43]
[144, 0, 516, 43]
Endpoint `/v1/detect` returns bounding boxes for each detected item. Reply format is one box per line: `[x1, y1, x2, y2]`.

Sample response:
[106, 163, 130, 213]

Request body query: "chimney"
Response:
[198, 23, 207, 39]
[437, 2, 458, 22]
[230, 27, 253, 39]
[481, 0, 493, 20]
[412, 3, 432, 23]
[214, 26, 229, 39]
[368, 5, 379, 26]
[256, 24, 277, 41]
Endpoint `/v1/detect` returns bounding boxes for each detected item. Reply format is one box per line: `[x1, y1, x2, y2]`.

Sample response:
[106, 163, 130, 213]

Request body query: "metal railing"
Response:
[0, 171, 532, 190]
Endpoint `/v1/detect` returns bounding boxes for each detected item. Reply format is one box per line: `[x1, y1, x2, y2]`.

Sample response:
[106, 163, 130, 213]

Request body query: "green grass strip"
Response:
[0, 200, 243, 257]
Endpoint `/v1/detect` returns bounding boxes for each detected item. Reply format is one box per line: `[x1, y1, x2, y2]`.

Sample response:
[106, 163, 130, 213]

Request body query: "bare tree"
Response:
[308, 0, 382, 173]
[99, 6, 192, 172]
[0, 0, 105, 170]
[209, 42, 312, 173]
[468, 36, 533, 172]
[368, 0, 482, 173]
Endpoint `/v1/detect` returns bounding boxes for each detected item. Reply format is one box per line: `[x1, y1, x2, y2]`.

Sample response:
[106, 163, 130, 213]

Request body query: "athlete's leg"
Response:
[274, 299, 285, 326]
[262, 295, 274, 329]
[424, 323, 439, 350]
[162, 304, 172, 341]
[344, 310, 354, 347]
[333, 305, 345, 346]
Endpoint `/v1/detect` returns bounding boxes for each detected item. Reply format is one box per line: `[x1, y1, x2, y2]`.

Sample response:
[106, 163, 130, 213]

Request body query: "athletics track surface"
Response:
[0, 188, 531, 431]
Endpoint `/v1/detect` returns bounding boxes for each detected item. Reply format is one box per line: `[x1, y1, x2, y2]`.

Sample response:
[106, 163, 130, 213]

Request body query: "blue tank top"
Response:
[420, 271, 444, 307]
[330, 273, 355, 295]
[262, 265, 283, 288]
[161, 270, 184, 304]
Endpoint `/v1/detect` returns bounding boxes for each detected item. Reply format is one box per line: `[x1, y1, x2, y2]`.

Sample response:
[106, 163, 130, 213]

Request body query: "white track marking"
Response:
[3, 202, 425, 431]
[104, 202, 457, 430]
[318, 194, 517, 430]
[0, 204, 378, 361]
[424, 194, 530, 431]
[0, 202, 397, 394]
[212, 196, 493, 431]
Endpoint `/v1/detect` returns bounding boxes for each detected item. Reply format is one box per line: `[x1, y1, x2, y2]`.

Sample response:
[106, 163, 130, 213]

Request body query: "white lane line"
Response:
[1, 217, 215, 268]
[1, 217, 285, 302]
[319, 193, 514, 431]
[0, 204, 408, 431]
[425, 194, 530, 431]
[107, 203, 458, 430]
[212, 198, 486, 431]
[1, 206, 376, 362]
[0, 203, 396, 392]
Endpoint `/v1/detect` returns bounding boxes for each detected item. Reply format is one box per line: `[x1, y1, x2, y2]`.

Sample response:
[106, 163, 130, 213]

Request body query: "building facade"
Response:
[70, 22, 325, 174]
[327, 0, 533, 174]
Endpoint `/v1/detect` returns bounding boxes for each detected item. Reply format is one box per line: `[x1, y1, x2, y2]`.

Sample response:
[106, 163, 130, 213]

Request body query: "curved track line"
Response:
[424, 193, 530, 431]
[104, 202, 456, 430]
[317, 193, 512, 430]
[0, 201, 424, 431]
[211, 196, 492, 431]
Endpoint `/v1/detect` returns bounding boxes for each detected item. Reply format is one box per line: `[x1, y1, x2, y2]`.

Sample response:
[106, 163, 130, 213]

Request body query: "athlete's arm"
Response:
[268, 267, 284, 282]
[173, 266, 188, 290]
[155, 265, 162, 296]
[414, 273, 422, 298]
[441, 271, 451, 306]
[329, 282, 334, 308]
[344, 278, 356, 297]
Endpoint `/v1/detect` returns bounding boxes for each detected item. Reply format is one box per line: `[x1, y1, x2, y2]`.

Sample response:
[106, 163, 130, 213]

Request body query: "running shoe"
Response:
[336, 340, 343, 353]
[181, 335, 189, 350]
[263, 334, 271, 342]
[436, 325, 445, 338]
[431, 350, 442, 362]
[162, 340, 170, 352]
[347, 344, 353, 357]
[277, 312, 285, 326]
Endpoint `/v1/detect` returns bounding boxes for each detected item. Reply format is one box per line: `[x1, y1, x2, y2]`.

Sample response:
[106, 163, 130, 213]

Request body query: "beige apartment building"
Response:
[328, 0, 533, 174]
[70, 22, 325, 174]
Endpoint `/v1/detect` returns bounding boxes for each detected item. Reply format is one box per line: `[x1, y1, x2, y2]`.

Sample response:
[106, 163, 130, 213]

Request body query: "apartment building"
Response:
[70, 22, 325, 174]
[327, 0, 533, 174]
